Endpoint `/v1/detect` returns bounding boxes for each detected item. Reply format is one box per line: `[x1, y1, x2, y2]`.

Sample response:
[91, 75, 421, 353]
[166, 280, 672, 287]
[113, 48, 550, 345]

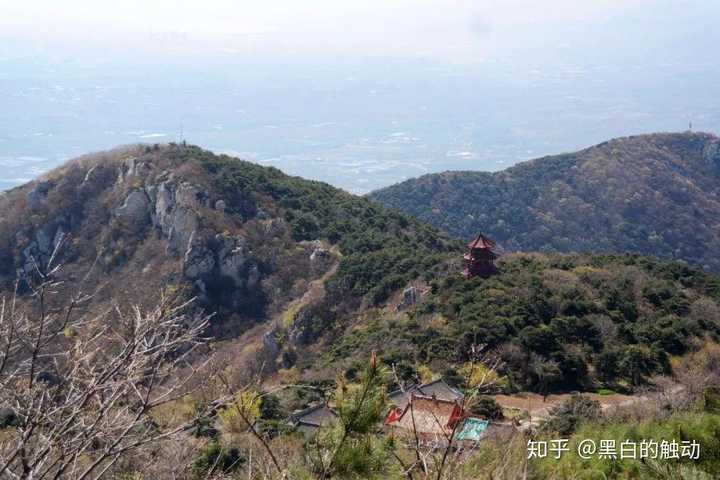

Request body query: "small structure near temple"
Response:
[286, 403, 338, 438]
[384, 394, 502, 446]
[387, 378, 464, 410]
[463, 233, 499, 278]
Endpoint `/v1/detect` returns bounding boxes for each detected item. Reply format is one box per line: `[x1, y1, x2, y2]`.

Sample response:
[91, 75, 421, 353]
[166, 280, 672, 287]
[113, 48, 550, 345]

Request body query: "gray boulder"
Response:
[115, 190, 151, 225]
[310, 247, 330, 262]
[217, 235, 249, 286]
[153, 182, 203, 255]
[397, 286, 418, 311]
[183, 242, 216, 280]
[18, 218, 68, 275]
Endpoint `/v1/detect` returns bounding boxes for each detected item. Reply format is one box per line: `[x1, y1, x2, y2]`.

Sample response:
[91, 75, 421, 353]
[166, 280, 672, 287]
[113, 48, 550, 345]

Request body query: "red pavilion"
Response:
[463, 233, 499, 278]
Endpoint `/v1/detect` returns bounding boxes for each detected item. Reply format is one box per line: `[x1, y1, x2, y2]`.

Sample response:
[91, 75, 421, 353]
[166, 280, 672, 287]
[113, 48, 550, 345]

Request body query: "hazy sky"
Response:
[1, 0, 651, 59]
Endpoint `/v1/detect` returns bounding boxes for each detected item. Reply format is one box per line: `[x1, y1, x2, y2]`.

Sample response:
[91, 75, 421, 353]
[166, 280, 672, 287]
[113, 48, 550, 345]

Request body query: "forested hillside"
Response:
[325, 252, 720, 394]
[2, 143, 720, 479]
[370, 132, 720, 272]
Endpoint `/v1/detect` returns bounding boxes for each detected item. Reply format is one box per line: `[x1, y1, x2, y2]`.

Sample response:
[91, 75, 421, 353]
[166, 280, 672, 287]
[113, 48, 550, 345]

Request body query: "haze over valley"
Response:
[2, 0, 720, 193]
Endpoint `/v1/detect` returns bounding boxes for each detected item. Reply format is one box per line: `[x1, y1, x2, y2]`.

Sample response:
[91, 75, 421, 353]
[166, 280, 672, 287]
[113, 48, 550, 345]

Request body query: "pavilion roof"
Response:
[467, 233, 496, 250]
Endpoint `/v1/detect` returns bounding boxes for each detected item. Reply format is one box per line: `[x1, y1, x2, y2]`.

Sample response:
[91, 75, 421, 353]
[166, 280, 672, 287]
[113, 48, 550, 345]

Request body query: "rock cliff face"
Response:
[154, 181, 204, 254]
[110, 159, 269, 318]
[17, 215, 68, 277]
[1, 149, 276, 330]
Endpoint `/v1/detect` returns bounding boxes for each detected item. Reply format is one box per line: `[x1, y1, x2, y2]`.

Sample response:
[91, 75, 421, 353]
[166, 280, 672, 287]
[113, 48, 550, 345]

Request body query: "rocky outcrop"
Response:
[17, 217, 68, 275]
[112, 173, 264, 310]
[262, 218, 287, 237]
[116, 157, 153, 183]
[286, 301, 336, 346]
[216, 235, 249, 285]
[262, 331, 281, 361]
[153, 182, 204, 255]
[310, 246, 330, 263]
[114, 190, 151, 225]
[397, 286, 418, 311]
[183, 240, 216, 283]
[113, 176, 207, 255]
[182, 231, 261, 308]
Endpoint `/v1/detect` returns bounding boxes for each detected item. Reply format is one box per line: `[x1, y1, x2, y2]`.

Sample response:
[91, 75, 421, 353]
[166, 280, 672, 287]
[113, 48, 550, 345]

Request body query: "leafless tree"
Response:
[0, 246, 215, 479]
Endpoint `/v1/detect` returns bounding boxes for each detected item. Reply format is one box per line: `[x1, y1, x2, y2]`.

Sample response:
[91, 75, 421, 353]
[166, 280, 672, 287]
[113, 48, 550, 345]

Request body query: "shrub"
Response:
[192, 441, 244, 476]
[543, 394, 601, 436]
[470, 397, 505, 420]
[0, 407, 18, 428]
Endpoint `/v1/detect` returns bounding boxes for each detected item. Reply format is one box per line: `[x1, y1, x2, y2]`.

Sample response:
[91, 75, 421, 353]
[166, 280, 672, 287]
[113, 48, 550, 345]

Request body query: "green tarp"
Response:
[455, 418, 489, 441]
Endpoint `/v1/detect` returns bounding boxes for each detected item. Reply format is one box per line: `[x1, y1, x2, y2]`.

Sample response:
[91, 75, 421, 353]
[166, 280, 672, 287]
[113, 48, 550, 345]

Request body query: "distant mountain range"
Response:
[370, 132, 720, 272]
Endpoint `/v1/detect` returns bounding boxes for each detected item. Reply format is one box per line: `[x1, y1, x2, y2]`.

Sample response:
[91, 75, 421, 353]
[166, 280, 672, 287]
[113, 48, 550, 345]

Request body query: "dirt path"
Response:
[223, 251, 341, 369]
[493, 384, 686, 430]
[492, 391, 637, 422]
[276, 253, 340, 330]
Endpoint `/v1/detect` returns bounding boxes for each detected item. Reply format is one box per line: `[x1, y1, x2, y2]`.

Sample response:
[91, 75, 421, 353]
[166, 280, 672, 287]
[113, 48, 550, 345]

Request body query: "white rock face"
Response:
[310, 247, 329, 262]
[153, 182, 203, 254]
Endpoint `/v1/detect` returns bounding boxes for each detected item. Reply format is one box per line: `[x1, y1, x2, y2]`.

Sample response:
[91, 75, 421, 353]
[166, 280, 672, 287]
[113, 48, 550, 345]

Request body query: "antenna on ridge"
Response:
[180, 121, 186, 147]
[689, 121, 693, 132]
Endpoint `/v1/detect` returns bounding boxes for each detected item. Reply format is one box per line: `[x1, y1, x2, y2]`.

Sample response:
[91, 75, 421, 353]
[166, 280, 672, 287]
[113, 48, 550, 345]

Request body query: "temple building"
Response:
[463, 233, 499, 278]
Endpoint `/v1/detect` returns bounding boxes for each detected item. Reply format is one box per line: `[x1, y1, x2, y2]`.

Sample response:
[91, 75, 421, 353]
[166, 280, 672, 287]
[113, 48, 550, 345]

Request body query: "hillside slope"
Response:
[2, 142, 720, 393]
[370, 132, 720, 272]
[322, 252, 720, 393]
[3, 143, 720, 480]
[0, 143, 457, 347]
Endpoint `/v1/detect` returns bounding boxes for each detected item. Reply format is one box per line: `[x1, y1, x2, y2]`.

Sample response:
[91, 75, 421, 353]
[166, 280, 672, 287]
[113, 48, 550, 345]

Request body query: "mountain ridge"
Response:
[0, 144, 457, 347]
[369, 131, 720, 271]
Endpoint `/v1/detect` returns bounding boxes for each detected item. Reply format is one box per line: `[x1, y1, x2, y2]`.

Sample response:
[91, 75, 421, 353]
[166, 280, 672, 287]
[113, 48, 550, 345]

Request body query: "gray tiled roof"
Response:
[388, 379, 463, 408]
